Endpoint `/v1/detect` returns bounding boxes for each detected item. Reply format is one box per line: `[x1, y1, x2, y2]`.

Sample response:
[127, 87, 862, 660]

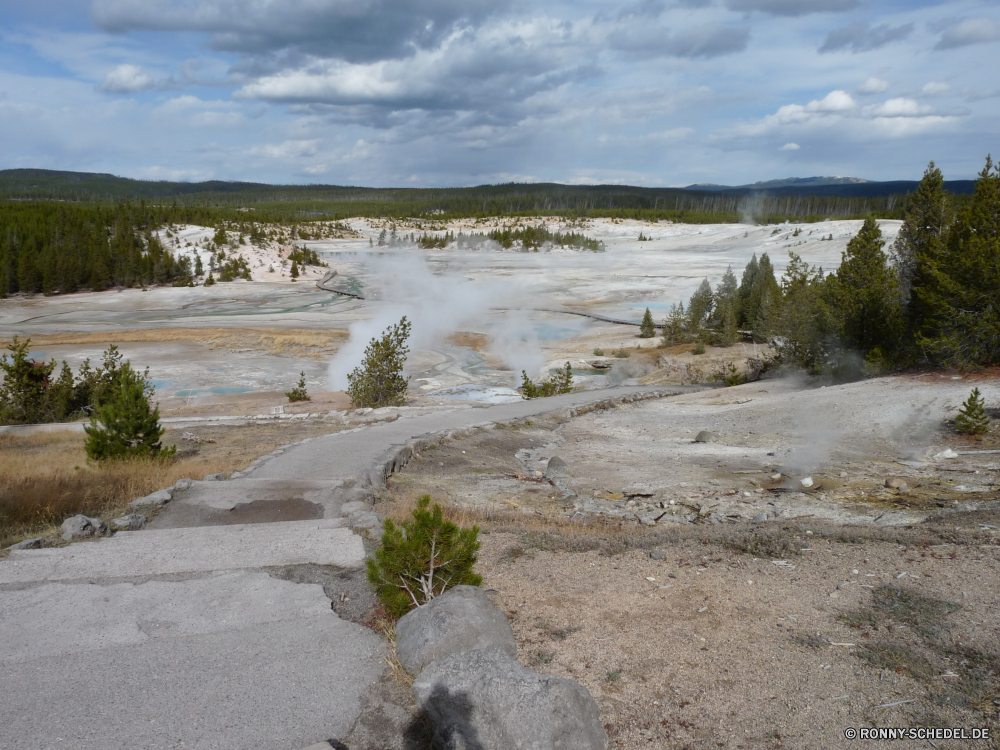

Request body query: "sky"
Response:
[0, 0, 997, 187]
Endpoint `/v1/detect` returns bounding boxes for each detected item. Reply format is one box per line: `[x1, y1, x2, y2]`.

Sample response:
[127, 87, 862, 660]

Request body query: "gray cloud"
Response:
[726, 0, 857, 17]
[92, 0, 508, 63]
[819, 20, 913, 53]
[934, 18, 1000, 49]
[664, 24, 750, 57]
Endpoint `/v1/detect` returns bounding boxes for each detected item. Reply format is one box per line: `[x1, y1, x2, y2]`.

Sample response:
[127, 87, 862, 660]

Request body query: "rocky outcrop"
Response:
[111, 514, 147, 531]
[395, 585, 516, 676]
[128, 488, 172, 509]
[413, 646, 608, 750]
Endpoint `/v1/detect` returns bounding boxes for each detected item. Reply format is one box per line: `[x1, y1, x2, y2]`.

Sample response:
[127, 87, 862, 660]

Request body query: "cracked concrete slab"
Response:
[0, 571, 385, 750]
[0, 519, 363, 585]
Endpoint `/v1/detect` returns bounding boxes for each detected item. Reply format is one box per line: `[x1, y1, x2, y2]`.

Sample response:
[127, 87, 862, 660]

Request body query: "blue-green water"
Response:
[173, 386, 256, 397]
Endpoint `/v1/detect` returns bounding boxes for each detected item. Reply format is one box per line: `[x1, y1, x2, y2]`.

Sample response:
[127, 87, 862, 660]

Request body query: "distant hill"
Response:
[685, 175, 975, 197]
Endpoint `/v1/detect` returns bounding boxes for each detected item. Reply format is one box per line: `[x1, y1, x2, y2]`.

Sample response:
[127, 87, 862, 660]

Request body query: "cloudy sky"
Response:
[1, 0, 997, 186]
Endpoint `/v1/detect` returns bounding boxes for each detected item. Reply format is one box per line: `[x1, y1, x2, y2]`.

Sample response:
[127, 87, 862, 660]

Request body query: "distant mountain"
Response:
[685, 175, 975, 197]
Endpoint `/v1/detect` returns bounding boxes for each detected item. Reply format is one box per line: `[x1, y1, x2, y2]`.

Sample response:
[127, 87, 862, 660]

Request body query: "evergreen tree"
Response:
[0, 337, 56, 424]
[710, 266, 739, 345]
[366, 495, 482, 618]
[772, 252, 833, 374]
[84, 362, 175, 460]
[194, 254, 203, 276]
[289, 260, 299, 281]
[661, 302, 689, 345]
[285, 371, 310, 402]
[639, 307, 656, 338]
[831, 217, 903, 367]
[346, 317, 412, 408]
[687, 279, 714, 332]
[891, 162, 950, 331]
[955, 387, 989, 435]
[204, 272, 215, 286]
[916, 156, 1000, 366]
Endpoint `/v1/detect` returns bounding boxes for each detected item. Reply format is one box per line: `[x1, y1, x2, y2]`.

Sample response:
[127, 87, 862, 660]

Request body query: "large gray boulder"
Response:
[412, 646, 608, 750]
[395, 585, 516, 676]
[111, 513, 147, 531]
[60, 514, 109, 541]
[544, 457, 568, 480]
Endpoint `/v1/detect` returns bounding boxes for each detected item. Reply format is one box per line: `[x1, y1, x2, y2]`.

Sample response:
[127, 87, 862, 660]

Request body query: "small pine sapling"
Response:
[84, 363, 175, 461]
[286, 371, 310, 402]
[366, 495, 482, 619]
[639, 307, 656, 338]
[347, 317, 411, 408]
[955, 387, 989, 435]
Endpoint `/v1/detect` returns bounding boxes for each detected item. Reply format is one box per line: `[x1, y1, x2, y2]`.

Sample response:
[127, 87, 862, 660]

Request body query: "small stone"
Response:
[544, 456, 568, 479]
[649, 549, 667, 560]
[694, 430, 719, 443]
[129, 488, 172, 509]
[800, 477, 814, 489]
[172, 478, 194, 491]
[885, 477, 908, 490]
[933, 448, 958, 460]
[754, 513, 769, 522]
[60, 514, 109, 541]
[6, 537, 45, 551]
[202, 473, 227, 481]
[698, 505, 712, 517]
[111, 514, 147, 531]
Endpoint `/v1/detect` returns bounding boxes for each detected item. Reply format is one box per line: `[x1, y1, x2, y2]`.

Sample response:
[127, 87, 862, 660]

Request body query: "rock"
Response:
[173, 478, 194, 491]
[754, 513, 769, 522]
[6, 537, 45, 551]
[694, 430, 719, 443]
[60, 514, 109, 541]
[933, 449, 958, 460]
[649, 549, 667, 560]
[544, 457, 568, 479]
[698, 505, 712, 517]
[413, 646, 608, 750]
[202, 473, 227, 481]
[885, 477, 908, 490]
[622, 485, 654, 498]
[800, 477, 814, 489]
[111, 514, 147, 531]
[348, 511, 382, 533]
[396, 586, 517, 676]
[129, 488, 172, 509]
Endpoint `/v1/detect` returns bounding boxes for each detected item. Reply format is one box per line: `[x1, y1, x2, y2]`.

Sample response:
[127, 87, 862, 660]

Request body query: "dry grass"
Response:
[0, 420, 346, 548]
[445, 331, 488, 352]
[1, 327, 349, 359]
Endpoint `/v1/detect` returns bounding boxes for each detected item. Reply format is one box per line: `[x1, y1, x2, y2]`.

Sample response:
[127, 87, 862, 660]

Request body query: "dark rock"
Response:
[649, 549, 667, 560]
[413, 646, 608, 750]
[694, 431, 719, 443]
[61, 514, 109, 541]
[884, 477, 908, 490]
[396, 585, 516, 676]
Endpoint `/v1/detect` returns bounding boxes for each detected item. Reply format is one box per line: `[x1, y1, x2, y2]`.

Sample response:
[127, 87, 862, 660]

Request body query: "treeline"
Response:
[669, 157, 1000, 373]
[3, 168, 967, 224]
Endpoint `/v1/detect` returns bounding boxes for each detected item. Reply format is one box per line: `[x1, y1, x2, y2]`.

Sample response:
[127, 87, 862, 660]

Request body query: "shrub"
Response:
[613, 347, 631, 359]
[285, 371, 310, 402]
[692, 342, 706, 355]
[84, 363, 175, 461]
[519, 362, 573, 399]
[592, 348, 604, 356]
[347, 316, 411, 408]
[955, 387, 989, 435]
[204, 272, 215, 286]
[366, 495, 482, 619]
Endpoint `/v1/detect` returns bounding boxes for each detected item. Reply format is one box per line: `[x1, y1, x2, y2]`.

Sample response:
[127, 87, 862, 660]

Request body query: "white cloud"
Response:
[857, 77, 889, 95]
[99, 63, 154, 93]
[250, 139, 321, 159]
[921, 81, 950, 96]
[868, 97, 934, 117]
[779, 142, 800, 150]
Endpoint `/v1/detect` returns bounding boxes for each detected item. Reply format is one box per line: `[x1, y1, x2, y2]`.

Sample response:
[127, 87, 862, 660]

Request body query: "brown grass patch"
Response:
[446, 331, 488, 352]
[1, 328, 349, 359]
[0, 420, 346, 548]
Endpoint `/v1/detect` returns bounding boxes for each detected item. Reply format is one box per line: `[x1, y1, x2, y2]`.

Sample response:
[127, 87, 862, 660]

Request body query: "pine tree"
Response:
[204, 272, 215, 286]
[346, 317, 412, 408]
[194, 254, 203, 276]
[639, 307, 656, 338]
[831, 216, 903, 365]
[916, 156, 1000, 367]
[0, 337, 56, 424]
[687, 279, 714, 332]
[290, 260, 299, 281]
[84, 363, 175, 460]
[285, 371, 310, 402]
[710, 266, 739, 345]
[955, 387, 989, 435]
[366, 495, 482, 619]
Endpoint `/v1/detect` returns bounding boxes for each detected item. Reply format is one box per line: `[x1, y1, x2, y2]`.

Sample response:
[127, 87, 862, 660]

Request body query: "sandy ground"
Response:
[380, 374, 1000, 749]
